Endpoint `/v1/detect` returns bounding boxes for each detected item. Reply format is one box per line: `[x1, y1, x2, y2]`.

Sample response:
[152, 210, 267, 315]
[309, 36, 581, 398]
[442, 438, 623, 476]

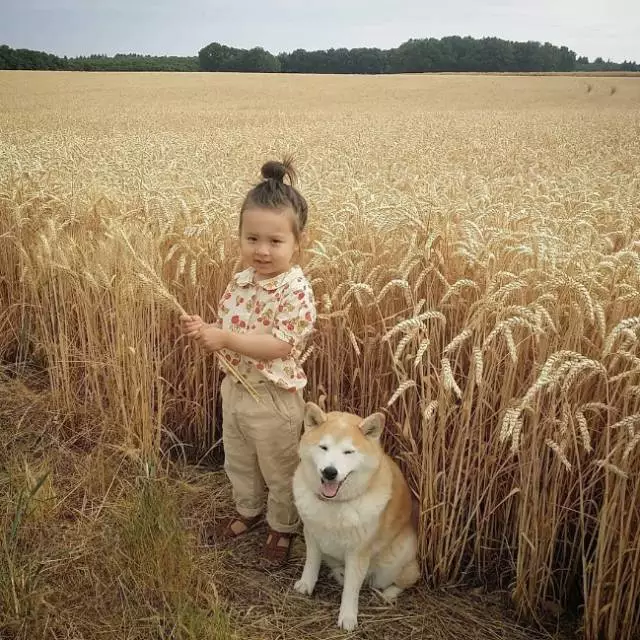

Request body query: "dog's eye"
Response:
[344, 450, 355, 455]
[319, 445, 328, 451]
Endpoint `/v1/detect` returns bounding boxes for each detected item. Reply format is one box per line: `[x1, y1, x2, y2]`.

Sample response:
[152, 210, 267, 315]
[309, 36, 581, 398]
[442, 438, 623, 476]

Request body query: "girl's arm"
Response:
[194, 324, 292, 360]
[224, 331, 292, 361]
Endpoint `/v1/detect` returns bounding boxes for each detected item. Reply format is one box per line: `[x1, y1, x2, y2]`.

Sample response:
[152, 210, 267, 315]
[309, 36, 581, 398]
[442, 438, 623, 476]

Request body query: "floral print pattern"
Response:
[215, 265, 316, 390]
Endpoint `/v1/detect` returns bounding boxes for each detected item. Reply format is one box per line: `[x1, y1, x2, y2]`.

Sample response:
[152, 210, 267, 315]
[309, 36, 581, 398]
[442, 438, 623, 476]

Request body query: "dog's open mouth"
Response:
[320, 479, 342, 498]
[320, 479, 342, 499]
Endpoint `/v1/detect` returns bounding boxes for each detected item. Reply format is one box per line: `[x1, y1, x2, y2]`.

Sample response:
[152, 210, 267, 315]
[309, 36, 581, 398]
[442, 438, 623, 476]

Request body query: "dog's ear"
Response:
[304, 402, 326, 432]
[359, 412, 384, 440]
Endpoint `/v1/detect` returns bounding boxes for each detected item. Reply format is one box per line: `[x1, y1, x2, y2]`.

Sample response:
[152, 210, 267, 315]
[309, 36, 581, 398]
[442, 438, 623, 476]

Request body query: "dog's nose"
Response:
[322, 466, 338, 481]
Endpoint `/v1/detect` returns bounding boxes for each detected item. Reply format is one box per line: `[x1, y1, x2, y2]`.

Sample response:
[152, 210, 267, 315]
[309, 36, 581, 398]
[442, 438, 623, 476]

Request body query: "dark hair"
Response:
[240, 156, 308, 240]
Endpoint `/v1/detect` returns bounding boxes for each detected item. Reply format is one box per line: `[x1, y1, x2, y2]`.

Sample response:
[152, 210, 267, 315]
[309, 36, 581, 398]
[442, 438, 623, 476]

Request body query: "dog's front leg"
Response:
[338, 552, 369, 631]
[294, 528, 322, 596]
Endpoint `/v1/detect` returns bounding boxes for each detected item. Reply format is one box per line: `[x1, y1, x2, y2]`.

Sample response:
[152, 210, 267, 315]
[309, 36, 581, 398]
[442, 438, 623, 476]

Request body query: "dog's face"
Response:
[297, 403, 384, 501]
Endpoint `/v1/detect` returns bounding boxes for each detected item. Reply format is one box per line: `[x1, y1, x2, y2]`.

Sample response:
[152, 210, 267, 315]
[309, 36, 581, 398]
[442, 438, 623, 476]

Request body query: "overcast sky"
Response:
[2, 0, 638, 62]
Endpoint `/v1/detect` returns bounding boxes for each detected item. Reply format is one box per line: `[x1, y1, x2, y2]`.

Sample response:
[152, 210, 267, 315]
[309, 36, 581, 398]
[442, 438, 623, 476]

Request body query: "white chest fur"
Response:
[293, 476, 391, 561]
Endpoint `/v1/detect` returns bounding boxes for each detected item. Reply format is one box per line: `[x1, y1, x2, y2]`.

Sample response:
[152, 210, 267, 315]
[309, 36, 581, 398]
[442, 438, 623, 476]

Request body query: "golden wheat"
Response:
[1, 71, 639, 640]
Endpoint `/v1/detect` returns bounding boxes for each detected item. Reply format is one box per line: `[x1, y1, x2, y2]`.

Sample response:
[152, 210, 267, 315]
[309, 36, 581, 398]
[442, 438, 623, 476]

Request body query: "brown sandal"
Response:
[208, 513, 262, 543]
[263, 527, 295, 565]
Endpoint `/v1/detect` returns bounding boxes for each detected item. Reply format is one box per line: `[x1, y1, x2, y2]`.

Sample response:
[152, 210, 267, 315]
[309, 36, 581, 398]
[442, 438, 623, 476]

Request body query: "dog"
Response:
[292, 402, 420, 631]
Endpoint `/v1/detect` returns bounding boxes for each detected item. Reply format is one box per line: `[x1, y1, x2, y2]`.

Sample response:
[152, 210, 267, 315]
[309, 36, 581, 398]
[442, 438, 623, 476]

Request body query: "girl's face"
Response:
[239, 207, 299, 280]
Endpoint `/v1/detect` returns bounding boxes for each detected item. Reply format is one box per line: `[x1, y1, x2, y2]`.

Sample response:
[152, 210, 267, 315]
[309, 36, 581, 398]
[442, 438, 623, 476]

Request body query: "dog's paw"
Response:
[338, 610, 358, 631]
[293, 578, 315, 596]
[372, 585, 401, 604]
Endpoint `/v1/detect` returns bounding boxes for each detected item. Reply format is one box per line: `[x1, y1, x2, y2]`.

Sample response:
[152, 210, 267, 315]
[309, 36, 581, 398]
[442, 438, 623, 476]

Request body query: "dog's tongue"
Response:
[321, 481, 340, 498]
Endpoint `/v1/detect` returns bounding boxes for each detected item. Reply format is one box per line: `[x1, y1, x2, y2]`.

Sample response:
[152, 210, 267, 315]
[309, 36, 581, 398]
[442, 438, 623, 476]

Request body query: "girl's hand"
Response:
[196, 325, 229, 352]
[180, 314, 204, 337]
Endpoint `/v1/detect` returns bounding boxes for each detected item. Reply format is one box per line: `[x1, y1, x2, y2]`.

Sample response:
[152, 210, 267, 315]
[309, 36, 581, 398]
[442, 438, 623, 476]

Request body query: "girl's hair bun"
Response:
[261, 156, 298, 186]
[241, 155, 308, 238]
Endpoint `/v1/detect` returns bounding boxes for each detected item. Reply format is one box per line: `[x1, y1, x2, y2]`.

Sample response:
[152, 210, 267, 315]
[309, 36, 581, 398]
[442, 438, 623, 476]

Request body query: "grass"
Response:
[0, 374, 235, 640]
[0, 71, 639, 638]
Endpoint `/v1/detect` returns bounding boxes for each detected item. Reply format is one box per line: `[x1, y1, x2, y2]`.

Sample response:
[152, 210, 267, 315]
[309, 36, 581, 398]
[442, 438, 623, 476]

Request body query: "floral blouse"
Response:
[215, 265, 316, 390]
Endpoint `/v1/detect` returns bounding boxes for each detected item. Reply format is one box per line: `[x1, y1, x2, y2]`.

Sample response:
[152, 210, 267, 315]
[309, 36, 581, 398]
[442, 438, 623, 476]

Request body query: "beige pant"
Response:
[220, 374, 305, 534]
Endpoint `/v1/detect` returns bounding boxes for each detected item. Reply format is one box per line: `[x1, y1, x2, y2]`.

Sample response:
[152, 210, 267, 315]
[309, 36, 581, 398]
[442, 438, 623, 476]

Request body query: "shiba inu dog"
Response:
[292, 402, 420, 631]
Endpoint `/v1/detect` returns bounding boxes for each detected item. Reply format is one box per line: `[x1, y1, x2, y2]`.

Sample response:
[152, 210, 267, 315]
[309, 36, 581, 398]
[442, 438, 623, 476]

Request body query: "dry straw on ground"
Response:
[1, 71, 639, 639]
[0, 377, 570, 640]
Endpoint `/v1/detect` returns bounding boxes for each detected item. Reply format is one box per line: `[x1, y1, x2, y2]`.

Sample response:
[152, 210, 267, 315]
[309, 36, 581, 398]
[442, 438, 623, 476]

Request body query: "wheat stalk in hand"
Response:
[120, 231, 261, 402]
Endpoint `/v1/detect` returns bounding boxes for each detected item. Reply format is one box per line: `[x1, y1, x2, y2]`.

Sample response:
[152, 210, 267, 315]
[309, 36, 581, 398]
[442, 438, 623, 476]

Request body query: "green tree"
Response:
[236, 47, 280, 72]
[198, 42, 243, 71]
[0, 45, 68, 70]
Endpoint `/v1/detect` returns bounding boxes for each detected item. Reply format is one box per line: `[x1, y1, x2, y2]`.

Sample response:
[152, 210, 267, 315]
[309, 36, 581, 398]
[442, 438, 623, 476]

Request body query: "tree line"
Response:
[1, 39, 638, 74]
[199, 39, 639, 73]
[0, 46, 198, 72]
[1, 44, 68, 70]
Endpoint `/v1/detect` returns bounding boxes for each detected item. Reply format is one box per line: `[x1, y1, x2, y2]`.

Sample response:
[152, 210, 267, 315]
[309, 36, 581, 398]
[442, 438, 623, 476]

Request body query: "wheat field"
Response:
[1, 71, 639, 639]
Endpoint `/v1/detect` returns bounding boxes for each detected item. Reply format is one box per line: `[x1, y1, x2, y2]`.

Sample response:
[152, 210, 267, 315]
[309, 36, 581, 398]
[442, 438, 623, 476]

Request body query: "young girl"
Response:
[180, 158, 316, 565]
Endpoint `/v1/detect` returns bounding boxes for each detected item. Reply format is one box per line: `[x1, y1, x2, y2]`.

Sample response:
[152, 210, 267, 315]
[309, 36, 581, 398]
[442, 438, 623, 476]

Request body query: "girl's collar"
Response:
[233, 265, 303, 291]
